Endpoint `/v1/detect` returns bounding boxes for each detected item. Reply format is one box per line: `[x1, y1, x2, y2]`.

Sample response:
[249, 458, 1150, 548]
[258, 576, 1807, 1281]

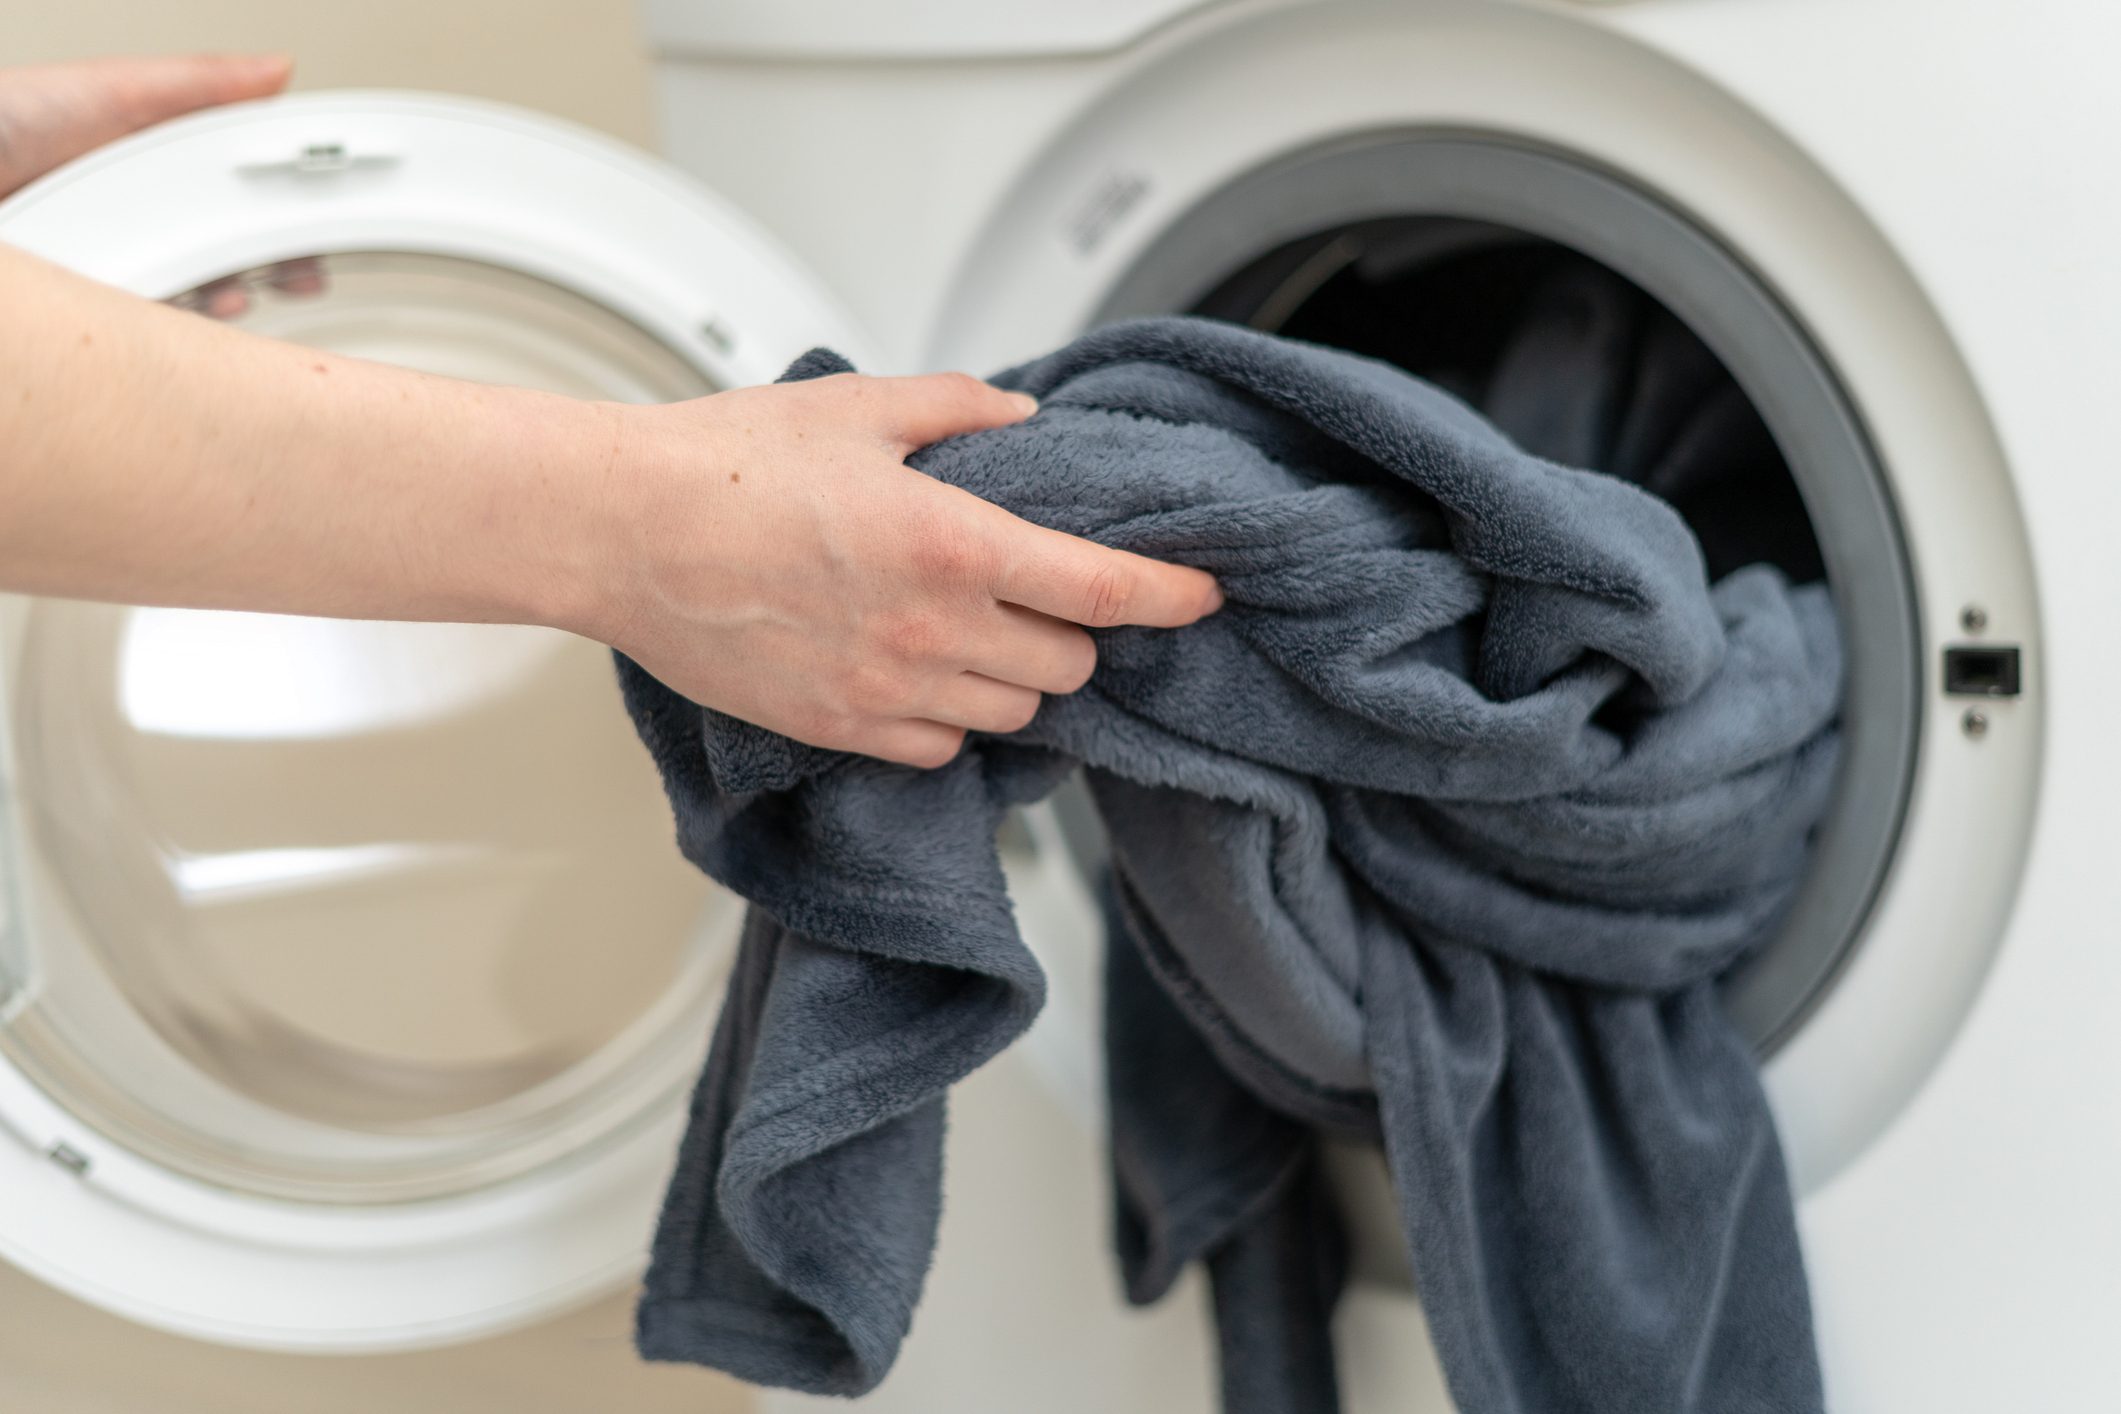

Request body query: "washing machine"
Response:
[0, 1, 2109, 1410]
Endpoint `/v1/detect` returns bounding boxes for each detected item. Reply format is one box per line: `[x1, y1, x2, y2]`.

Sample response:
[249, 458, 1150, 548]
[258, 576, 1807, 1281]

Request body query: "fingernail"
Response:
[1009, 392, 1039, 417]
[1203, 581, 1226, 613]
[241, 53, 296, 86]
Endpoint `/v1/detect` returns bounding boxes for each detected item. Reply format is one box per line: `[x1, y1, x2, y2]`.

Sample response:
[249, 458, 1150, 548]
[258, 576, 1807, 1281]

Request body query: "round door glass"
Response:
[0, 252, 736, 1203]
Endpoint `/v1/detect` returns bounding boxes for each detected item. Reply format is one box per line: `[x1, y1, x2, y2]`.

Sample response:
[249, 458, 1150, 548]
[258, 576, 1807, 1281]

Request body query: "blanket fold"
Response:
[619, 309, 1836, 1413]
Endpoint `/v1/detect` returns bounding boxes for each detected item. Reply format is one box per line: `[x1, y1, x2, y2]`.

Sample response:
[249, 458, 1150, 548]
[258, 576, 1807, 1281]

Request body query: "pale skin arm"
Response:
[0, 57, 1223, 768]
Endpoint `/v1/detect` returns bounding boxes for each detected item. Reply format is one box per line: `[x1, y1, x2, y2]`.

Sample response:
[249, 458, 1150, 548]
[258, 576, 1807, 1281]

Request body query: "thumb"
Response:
[99, 53, 295, 130]
[0, 55, 293, 196]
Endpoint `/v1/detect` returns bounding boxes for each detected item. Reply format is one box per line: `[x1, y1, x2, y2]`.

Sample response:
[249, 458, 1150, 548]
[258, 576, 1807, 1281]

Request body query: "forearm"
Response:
[0, 241, 1222, 769]
[0, 241, 617, 632]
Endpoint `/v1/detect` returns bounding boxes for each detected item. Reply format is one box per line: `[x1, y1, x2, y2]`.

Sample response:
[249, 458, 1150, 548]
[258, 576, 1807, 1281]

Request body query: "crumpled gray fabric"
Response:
[617, 313, 1837, 1413]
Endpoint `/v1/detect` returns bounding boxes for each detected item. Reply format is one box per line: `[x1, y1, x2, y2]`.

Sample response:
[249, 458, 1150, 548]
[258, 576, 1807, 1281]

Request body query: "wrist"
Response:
[514, 396, 666, 651]
[461, 388, 627, 641]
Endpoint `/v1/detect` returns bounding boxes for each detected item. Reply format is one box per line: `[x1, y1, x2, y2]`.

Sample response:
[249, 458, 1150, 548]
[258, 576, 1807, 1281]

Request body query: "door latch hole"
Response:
[1943, 645, 2021, 697]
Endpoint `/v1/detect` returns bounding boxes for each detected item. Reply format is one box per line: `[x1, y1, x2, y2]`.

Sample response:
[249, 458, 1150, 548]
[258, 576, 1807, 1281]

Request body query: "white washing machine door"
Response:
[0, 92, 874, 1353]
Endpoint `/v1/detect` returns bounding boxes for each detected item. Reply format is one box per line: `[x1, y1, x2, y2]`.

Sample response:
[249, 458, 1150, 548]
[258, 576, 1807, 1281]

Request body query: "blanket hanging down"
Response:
[616, 312, 1838, 1414]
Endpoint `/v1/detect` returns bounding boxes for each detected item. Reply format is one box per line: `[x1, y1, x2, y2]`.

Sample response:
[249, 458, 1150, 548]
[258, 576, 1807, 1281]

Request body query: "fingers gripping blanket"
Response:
[616, 315, 1838, 1413]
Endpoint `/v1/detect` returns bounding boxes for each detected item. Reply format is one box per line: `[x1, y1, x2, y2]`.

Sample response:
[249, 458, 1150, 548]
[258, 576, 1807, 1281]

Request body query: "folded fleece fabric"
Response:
[615, 305, 1839, 1413]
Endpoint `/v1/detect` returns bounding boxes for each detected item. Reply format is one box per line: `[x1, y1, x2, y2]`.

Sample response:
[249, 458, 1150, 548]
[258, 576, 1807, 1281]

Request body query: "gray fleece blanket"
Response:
[616, 313, 1837, 1413]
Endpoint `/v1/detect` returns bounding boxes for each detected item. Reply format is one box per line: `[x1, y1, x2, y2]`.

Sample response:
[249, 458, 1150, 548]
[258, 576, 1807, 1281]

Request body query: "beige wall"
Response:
[2, 0, 657, 144]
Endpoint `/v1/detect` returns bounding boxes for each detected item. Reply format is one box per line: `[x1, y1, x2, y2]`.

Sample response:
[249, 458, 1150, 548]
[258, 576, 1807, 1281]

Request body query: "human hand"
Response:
[586, 372, 1225, 768]
[0, 54, 292, 200]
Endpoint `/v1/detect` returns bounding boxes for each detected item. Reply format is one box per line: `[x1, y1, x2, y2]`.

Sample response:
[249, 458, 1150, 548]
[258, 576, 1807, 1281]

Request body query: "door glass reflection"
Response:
[0, 253, 735, 1201]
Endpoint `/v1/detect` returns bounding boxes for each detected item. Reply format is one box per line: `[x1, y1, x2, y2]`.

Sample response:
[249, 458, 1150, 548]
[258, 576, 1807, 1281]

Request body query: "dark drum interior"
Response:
[1189, 217, 1826, 589]
[1093, 136, 1921, 1054]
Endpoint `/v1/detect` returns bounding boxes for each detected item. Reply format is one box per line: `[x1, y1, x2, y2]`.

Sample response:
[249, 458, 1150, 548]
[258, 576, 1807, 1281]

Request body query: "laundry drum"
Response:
[1068, 132, 1931, 1291]
[0, 252, 738, 1205]
[1096, 134, 1921, 1052]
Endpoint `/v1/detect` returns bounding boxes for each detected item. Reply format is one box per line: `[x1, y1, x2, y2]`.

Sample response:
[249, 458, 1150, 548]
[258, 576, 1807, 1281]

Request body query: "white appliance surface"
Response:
[3, 2, 2110, 1411]
[645, 2, 2108, 1410]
